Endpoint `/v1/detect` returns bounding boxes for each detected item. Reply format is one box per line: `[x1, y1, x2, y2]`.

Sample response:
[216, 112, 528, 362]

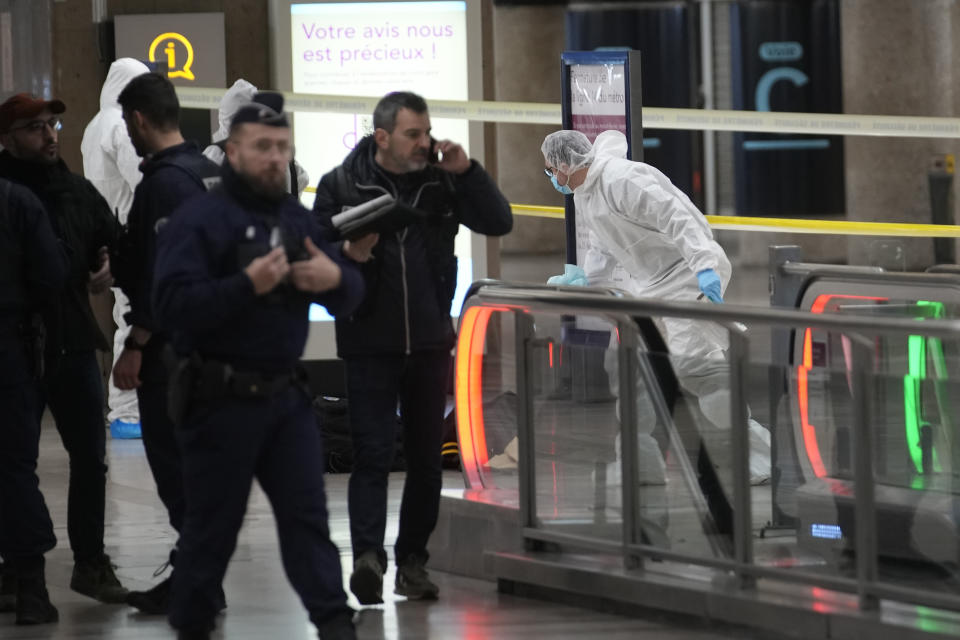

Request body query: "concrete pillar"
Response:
[842, 0, 960, 269]
[492, 4, 566, 254]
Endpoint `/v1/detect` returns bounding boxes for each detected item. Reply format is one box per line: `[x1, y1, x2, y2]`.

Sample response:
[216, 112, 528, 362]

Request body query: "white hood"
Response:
[99, 57, 149, 112]
[589, 129, 629, 162]
[212, 78, 258, 143]
[81, 57, 150, 221]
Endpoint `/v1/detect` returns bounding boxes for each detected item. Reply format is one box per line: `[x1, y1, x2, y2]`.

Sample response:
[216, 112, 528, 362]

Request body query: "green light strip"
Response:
[904, 301, 945, 475]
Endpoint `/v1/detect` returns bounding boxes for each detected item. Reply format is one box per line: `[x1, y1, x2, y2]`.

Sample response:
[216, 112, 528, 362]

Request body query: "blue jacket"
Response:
[313, 135, 512, 357]
[152, 162, 364, 372]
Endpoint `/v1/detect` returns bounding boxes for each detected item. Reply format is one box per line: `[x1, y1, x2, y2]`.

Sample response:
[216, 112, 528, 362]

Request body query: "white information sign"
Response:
[288, 1, 473, 322]
[569, 63, 627, 266]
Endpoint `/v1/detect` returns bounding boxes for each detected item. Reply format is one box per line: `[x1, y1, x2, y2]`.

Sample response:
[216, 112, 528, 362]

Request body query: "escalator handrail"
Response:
[464, 281, 960, 340]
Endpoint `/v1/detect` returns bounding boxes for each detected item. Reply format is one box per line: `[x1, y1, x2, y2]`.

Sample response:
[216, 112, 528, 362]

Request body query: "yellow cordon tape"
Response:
[232, 88, 960, 238]
[299, 191, 960, 237]
[177, 86, 960, 138]
[704, 215, 960, 237]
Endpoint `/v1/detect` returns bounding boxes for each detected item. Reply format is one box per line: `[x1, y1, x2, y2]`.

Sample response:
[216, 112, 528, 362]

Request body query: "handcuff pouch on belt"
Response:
[166, 349, 308, 424]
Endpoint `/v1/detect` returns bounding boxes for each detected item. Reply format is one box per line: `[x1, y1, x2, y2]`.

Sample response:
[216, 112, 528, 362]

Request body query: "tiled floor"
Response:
[2, 418, 781, 639]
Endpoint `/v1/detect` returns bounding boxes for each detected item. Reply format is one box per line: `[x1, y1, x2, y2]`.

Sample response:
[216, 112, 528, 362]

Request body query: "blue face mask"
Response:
[551, 174, 574, 195]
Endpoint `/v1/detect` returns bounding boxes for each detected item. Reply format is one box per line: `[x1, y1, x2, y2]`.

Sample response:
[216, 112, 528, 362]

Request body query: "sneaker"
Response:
[110, 419, 142, 439]
[314, 609, 357, 640]
[126, 576, 171, 614]
[71, 554, 128, 603]
[0, 561, 17, 612]
[394, 554, 438, 600]
[349, 551, 384, 605]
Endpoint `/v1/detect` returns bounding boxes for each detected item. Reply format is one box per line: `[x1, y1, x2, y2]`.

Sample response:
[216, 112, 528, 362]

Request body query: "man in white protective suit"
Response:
[203, 78, 310, 197]
[541, 129, 771, 487]
[81, 57, 150, 440]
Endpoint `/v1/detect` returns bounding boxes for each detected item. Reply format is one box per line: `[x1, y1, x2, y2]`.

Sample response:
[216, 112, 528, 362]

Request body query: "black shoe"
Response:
[71, 553, 128, 603]
[349, 551, 384, 605]
[215, 585, 227, 613]
[126, 576, 171, 614]
[0, 561, 17, 613]
[314, 609, 357, 640]
[177, 621, 214, 640]
[394, 554, 438, 600]
[15, 577, 58, 625]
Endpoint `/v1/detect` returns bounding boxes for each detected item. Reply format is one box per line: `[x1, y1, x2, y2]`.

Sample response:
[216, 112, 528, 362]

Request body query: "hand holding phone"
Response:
[430, 138, 470, 174]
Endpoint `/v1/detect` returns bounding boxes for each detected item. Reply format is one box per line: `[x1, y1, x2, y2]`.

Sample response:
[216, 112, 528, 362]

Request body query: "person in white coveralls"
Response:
[541, 129, 771, 487]
[80, 57, 150, 439]
[203, 78, 310, 197]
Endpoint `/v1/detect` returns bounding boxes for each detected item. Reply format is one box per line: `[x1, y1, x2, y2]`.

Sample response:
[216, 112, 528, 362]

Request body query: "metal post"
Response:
[849, 334, 880, 610]
[617, 320, 643, 570]
[727, 326, 755, 587]
[515, 312, 539, 541]
[699, 0, 717, 216]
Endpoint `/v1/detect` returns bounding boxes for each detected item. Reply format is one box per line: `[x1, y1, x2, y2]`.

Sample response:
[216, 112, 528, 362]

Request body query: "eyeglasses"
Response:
[543, 167, 556, 178]
[8, 117, 62, 134]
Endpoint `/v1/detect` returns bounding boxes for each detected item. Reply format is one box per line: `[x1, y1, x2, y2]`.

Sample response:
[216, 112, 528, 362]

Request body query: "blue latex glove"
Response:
[547, 263, 589, 286]
[697, 268, 723, 303]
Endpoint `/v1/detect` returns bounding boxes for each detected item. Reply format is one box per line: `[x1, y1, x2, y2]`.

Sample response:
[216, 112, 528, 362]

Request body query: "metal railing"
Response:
[460, 281, 960, 614]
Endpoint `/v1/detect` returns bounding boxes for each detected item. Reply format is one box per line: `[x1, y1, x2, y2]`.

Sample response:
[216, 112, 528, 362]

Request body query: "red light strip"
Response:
[798, 294, 885, 478]
[455, 305, 496, 488]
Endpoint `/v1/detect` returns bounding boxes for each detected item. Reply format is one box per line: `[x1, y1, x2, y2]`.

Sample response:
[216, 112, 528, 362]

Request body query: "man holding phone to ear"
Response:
[313, 91, 512, 605]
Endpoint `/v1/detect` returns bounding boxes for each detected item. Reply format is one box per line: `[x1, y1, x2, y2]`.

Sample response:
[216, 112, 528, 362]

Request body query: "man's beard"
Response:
[245, 168, 286, 199]
[8, 139, 58, 164]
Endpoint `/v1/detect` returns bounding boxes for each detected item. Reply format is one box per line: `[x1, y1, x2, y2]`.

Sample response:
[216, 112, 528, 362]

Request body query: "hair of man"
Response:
[117, 72, 180, 132]
[372, 91, 428, 133]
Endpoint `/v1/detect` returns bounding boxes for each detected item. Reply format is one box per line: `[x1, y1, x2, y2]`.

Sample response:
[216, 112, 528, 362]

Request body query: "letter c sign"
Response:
[754, 66, 809, 112]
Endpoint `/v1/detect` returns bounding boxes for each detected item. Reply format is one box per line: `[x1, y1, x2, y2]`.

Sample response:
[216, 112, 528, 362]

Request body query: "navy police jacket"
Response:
[152, 161, 364, 372]
[313, 135, 512, 358]
[0, 178, 68, 385]
[122, 141, 218, 335]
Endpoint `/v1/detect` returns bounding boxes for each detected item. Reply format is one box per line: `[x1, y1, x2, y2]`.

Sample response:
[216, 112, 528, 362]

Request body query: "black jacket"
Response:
[153, 161, 365, 372]
[313, 135, 512, 357]
[122, 141, 219, 334]
[0, 151, 119, 354]
[0, 178, 69, 385]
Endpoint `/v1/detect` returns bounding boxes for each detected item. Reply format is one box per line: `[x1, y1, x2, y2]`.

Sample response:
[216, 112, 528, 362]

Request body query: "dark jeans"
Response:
[169, 385, 347, 630]
[0, 348, 57, 561]
[345, 350, 449, 567]
[41, 349, 107, 563]
[137, 339, 185, 533]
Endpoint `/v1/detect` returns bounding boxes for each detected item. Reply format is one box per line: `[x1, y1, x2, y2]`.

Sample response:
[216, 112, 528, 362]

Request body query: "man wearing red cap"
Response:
[0, 93, 127, 605]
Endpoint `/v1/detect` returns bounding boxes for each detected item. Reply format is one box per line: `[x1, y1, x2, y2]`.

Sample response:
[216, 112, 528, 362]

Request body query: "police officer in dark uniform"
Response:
[111, 72, 222, 614]
[152, 93, 364, 640]
[0, 177, 68, 625]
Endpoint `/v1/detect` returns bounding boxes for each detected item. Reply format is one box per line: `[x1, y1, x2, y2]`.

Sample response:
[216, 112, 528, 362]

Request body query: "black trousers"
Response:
[0, 347, 56, 561]
[169, 384, 348, 630]
[137, 339, 185, 533]
[345, 349, 449, 567]
[41, 349, 107, 562]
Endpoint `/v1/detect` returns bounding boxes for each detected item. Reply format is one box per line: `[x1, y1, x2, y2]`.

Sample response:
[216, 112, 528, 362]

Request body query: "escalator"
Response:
[769, 256, 960, 572]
